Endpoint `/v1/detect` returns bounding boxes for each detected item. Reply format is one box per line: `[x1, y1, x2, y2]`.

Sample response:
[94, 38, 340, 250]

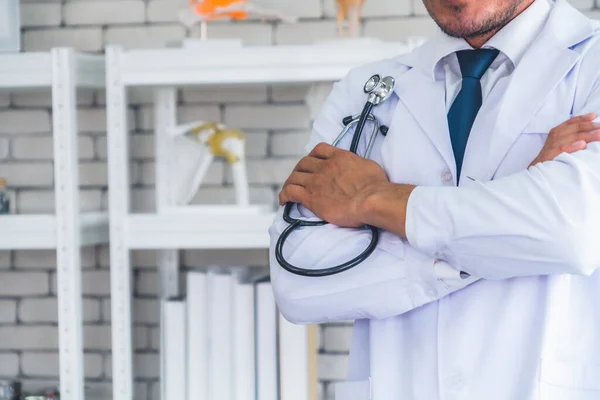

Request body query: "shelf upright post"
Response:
[106, 46, 134, 400]
[51, 48, 85, 400]
[154, 87, 180, 299]
[154, 87, 181, 400]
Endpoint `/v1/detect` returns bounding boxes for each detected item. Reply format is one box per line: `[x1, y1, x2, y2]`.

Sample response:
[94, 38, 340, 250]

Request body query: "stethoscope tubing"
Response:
[275, 218, 380, 277]
[276, 110, 381, 277]
[275, 74, 394, 278]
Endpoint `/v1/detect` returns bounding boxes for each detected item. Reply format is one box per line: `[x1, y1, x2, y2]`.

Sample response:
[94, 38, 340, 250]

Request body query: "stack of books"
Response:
[161, 270, 315, 400]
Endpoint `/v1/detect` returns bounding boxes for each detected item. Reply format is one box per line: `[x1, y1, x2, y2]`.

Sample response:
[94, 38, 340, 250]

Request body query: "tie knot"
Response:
[456, 48, 500, 79]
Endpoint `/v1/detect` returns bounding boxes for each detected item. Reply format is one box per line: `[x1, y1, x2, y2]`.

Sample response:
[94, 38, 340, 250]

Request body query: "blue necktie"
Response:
[447, 48, 499, 180]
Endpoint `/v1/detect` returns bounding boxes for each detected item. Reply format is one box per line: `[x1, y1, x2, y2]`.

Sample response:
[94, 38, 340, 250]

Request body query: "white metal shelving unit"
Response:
[0, 49, 107, 400]
[106, 40, 419, 400]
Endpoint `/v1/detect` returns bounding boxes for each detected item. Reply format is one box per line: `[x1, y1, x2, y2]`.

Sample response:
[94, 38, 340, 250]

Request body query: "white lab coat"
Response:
[269, 1, 600, 399]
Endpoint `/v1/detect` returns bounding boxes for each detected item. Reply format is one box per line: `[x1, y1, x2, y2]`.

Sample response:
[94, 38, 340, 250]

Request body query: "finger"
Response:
[283, 171, 311, 188]
[566, 129, 600, 144]
[552, 121, 600, 137]
[560, 140, 587, 155]
[550, 113, 597, 136]
[295, 156, 323, 173]
[564, 112, 597, 125]
[573, 121, 600, 133]
[309, 142, 338, 160]
[554, 139, 587, 156]
[279, 185, 308, 206]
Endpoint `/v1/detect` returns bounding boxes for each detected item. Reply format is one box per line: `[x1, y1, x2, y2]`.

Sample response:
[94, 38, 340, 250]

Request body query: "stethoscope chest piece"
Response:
[364, 74, 395, 105]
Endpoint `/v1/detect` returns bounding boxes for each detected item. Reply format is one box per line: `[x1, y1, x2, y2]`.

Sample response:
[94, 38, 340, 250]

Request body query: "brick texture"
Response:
[63, 1, 145, 25]
[20, 4, 62, 27]
[0, 272, 48, 296]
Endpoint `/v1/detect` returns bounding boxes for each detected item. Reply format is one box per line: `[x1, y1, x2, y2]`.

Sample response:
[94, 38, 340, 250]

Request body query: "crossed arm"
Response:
[269, 76, 600, 325]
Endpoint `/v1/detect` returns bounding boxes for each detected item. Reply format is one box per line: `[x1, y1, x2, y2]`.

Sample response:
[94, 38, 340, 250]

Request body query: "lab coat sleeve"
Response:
[406, 83, 600, 280]
[269, 70, 475, 325]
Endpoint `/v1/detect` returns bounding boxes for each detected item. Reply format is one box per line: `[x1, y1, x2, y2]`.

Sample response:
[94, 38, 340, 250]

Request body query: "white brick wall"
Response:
[21, 352, 104, 378]
[0, 353, 20, 376]
[23, 28, 104, 52]
[0, 110, 51, 134]
[105, 25, 185, 49]
[20, 4, 62, 28]
[2, 0, 598, 398]
[0, 272, 48, 296]
[0, 326, 58, 350]
[64, 1, 146, 25]
[0, 301, 17, 323]
[20, 298, 101, 323]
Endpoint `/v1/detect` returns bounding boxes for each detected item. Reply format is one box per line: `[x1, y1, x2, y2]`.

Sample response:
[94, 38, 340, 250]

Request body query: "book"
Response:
[186, 272, 209, 398]
[163, 300, 187, 400]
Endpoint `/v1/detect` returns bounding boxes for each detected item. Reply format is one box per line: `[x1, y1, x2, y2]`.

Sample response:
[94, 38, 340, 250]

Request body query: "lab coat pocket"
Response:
[335, 379, 371, 400]
[539, 359, 600, 400]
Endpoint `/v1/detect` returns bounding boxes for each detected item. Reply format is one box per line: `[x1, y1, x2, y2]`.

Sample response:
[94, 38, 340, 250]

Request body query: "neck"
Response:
[465, 0, 536, 48]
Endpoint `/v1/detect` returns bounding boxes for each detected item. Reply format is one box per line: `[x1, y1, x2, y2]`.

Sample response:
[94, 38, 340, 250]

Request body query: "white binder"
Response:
[232, 275, 256, 400]
[163, 300, 187, 400]
[279, 314, 309, 400]
[255, 279, 278, 400]
[186, 272, 209, 399]
[208, 272, 233, 400]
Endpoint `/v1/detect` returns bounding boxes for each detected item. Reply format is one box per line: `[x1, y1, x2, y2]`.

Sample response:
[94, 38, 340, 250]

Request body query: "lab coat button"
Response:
[449, 373, 465, 390]
[441, 169, 454, 185]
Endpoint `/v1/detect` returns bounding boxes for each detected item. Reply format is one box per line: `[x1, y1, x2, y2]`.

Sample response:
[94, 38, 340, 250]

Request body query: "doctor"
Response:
[269, 0, 600, 399]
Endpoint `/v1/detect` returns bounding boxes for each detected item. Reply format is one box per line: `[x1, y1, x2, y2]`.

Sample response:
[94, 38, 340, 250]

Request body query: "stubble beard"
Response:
[427, 1, 522, 39]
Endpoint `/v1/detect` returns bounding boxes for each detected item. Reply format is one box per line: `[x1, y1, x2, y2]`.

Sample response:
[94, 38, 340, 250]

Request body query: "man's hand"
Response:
[529, 113, 600, 167]
[278, 143, 389, 228]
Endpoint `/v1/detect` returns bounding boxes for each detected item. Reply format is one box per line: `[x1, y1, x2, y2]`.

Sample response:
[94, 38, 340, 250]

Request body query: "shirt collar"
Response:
[484, 0, 552, 66]
[425, 0, 553, 78]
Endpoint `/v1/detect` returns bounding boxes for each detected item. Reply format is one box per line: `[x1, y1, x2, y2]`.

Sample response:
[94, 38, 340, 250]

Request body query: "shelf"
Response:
[126, 211, 275, 249]
[0, 212, 109, 250]
[0, 47, 107, 400]
[0, 50, 105, 90]
[112, 40, 422, 87]
[107, 39, 426, 400]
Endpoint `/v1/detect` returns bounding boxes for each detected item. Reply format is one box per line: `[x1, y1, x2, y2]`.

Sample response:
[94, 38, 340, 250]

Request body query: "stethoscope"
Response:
[275, 74, 396, 277]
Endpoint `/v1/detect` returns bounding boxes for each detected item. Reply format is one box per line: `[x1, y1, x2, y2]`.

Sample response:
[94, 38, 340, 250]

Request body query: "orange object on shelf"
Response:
[335, 0, 365, 37]
[189, 0, 249, 20]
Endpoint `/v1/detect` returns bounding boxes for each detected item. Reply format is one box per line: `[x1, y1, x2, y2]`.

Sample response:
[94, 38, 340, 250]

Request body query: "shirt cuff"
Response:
[405, 185, 458, 258]
[406, 186, 477, 283]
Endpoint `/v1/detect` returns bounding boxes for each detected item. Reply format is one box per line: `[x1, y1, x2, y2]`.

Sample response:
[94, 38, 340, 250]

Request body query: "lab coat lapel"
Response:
[394, 66, 455, 174]
[484, 0, 591, 181]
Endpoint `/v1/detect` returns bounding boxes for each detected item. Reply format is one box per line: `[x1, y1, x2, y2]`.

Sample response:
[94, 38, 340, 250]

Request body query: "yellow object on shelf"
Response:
[188, 122, 245, 164]
[169, 120, 250, 206]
